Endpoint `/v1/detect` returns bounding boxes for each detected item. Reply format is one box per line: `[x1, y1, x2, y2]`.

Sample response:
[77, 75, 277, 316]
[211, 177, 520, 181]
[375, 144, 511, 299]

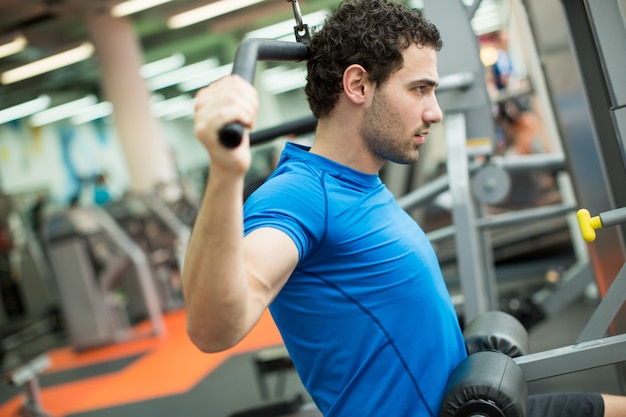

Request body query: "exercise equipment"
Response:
[105, 192, 190, 311]
[442, 208, 626, 416]
[218, 0, 310, 149]
[440, 311, 529, 416]
[470, 163, 511, 206]
[513, 207, 626, 381]
[577, 207, 626, 243]
[528, 0, 626, 386]
[440, 351, 527, 417]
[253, 345, 296, 400]
[42, 207, 164, 351]
[440, 202, 626, 416]
[440, 311, 529, 417]
[2, 353, 53, 417]
[218, 39, 309, 148]
[463, 310, 529, 357]
[228, 394, 305, 417]
[0, 194, 58, 328]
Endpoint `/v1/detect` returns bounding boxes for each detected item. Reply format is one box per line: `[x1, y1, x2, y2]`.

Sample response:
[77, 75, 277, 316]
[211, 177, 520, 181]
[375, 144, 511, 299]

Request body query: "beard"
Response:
[358, 89, 423, 165]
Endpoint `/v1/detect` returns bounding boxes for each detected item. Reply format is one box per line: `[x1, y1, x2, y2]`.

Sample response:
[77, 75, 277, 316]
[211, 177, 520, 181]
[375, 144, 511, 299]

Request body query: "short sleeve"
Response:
[244, 168, 327, 260]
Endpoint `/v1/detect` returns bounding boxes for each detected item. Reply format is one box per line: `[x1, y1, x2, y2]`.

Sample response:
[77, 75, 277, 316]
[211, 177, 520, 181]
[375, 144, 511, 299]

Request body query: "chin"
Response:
[392, 153, 419, 165]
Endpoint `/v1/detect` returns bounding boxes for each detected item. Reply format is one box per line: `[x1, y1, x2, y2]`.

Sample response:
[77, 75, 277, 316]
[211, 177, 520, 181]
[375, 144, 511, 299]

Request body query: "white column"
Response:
[85, 12, 176, 193]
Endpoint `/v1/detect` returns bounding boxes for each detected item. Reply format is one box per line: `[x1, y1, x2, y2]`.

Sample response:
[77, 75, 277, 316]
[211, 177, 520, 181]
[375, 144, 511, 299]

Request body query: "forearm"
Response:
[182, 168, 249, 352]
[184, 74, 260, 352]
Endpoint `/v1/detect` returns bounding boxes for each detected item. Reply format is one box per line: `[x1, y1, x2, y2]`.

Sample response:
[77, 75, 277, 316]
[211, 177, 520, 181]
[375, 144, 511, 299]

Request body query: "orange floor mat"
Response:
[1, 308, 283, 417]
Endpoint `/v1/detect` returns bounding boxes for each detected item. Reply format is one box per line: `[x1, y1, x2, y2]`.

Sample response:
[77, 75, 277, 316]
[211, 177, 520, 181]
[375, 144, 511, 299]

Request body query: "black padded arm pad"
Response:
[439, 351, 527, 417]
[463, 311, 529, 357]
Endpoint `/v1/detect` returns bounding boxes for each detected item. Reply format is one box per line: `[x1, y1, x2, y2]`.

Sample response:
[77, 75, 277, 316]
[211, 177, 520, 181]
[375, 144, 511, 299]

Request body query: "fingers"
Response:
[193, 75, 258, 175]
[194, 75, 259, 148]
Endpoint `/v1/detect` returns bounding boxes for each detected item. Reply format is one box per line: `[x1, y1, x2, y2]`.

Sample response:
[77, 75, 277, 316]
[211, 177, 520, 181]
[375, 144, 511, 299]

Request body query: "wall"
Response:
[0, 114, 210, 210]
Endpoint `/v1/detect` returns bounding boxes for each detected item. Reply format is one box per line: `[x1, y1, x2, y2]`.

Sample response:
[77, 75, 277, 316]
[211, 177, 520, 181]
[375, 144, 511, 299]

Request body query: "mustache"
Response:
[414, 123, 430, 136]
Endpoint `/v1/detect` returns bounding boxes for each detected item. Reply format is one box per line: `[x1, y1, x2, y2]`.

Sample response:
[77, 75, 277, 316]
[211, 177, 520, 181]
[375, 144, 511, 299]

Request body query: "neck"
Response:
[309, 116, 384, 175]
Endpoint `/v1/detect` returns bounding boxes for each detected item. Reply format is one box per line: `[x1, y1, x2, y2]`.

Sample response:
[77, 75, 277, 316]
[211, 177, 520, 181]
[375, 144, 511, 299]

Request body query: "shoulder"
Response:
[247, 163, 327, 216]
[244, 161, 328, 258]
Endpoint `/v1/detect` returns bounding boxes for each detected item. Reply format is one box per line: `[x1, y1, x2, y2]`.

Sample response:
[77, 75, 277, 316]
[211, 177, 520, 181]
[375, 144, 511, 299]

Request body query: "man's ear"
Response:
[342, 64, 369, 105]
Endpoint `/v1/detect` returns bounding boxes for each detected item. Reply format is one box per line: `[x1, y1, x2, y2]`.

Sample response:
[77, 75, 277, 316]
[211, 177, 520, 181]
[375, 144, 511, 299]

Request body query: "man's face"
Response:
[359, 45, 442, 165]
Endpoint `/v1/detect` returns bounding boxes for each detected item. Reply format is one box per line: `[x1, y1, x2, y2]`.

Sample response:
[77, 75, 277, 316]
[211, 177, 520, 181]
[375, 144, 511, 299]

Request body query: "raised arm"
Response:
[184, 75, 298, 353]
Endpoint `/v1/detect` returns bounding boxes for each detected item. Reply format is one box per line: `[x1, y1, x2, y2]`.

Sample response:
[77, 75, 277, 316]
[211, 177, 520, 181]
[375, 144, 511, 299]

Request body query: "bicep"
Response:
[244, 227, 299, 316]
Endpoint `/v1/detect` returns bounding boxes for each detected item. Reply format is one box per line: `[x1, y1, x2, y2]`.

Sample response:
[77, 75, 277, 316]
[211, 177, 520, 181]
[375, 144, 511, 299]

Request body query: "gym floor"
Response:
[1, 292, 624, 417]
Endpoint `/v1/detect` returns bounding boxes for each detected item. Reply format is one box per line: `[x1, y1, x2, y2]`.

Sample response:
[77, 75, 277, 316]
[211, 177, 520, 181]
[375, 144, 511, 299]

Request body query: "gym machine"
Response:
[0, 194, 58, 330]
[0, 193, 63, 417]
[104, 192, 191, 311]
[0, 192, 62, 372]
[42, 206, 164, 351]
[418, 0, 596, 328]
[153, 180, 201, 227]
[439, 208, 626, 417]
[517, 0, 626, 387]
[3, 353, 53, 417]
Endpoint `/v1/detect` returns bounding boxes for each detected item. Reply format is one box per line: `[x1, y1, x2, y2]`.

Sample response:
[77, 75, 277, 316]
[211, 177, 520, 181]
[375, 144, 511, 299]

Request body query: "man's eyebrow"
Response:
[411, 78, 439, 88]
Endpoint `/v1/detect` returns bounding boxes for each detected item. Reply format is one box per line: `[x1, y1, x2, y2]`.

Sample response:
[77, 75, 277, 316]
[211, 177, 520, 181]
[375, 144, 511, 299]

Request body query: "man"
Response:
[185, 0, 625, 415]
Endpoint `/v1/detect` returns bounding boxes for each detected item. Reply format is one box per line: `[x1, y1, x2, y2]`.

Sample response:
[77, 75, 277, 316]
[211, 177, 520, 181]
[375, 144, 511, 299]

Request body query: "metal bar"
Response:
[219, 39, 310, 148]
[437, 71, 474, 93]
[577, 261, 626, 343]
[515, 333, 626, 382]
[445, 112, 498, 322]
[396, 174, 449, 212]
[475, 203, 576, 229]
[496, 152, 566, 173]
[584, 0, 626, 110]
[288, 0, 305, 31]
[426, 225, 455, 244]
[250, 114, 317, 146]
[600, 207, 626, 228]
[397, 153, 567, 215]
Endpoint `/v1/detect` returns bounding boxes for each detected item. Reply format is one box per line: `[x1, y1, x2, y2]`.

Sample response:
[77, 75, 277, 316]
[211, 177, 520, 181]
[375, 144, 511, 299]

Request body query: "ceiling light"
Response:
[29, 95, 98, 127]
[1, 42, 95, 85]
[111, 0, 175, 17]
[0, 95, 51, 125]
[0, 34, 27, 59]
[261, 66, 307, 95]
[177, 63, 232, 92]
[71, 101, 114, 125]
[147, 57, 219, 90]
[151, 94, 194, 120]
[167, 0, 266, 29]
[140, 53, 186, 79]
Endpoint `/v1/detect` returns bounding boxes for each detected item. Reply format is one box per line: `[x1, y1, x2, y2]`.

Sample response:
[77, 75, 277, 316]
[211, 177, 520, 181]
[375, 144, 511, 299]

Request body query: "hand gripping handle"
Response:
[218, 39, 309, 148]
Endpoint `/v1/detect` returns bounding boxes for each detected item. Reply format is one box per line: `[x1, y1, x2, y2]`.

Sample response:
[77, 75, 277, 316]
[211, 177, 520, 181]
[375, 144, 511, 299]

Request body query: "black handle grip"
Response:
[220, 123, 246, 148]
[218, 38, 309, 148]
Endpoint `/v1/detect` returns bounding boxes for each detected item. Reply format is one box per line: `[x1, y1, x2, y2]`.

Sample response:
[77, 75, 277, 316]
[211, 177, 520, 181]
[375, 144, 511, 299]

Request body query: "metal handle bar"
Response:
[218, 38, 310, 148]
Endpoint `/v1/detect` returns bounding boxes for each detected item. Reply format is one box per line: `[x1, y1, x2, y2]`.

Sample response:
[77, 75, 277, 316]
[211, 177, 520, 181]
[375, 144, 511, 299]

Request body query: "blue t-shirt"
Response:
[244, 143, 466, 417]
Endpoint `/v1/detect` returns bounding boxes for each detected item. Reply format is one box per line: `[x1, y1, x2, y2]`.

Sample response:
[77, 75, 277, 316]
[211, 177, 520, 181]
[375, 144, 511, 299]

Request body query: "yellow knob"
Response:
[576, 209, 603, 242]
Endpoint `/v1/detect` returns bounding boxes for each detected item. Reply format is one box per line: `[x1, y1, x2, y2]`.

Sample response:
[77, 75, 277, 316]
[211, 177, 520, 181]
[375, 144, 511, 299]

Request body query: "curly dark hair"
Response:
[305, 0, 442, 119]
